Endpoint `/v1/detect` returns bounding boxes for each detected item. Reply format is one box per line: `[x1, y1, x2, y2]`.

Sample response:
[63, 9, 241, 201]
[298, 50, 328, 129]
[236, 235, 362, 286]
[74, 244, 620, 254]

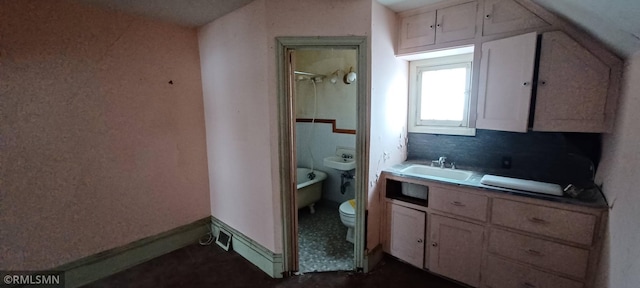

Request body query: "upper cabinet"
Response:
[436, 2, 478, 44]
[533, 31, 613, 132]
[396, 0, 622, 133]
[398, 11, 437, 51]
[398, 1, 477, 54]
[482, 0, 549, 36]
[476, 32, 537, 132]
[477, 31, 617, 133]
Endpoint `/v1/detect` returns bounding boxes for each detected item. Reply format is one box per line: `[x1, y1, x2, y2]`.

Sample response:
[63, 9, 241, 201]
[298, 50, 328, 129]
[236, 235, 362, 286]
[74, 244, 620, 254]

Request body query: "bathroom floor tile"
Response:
[298, 201, 354, 272]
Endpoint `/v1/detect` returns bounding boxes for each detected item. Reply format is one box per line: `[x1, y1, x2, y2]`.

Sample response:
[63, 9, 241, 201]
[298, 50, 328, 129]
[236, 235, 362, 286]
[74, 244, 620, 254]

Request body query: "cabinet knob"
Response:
[418, 239, 423, 244]
[429, 25, 434, 29]
[523, 82, 530, 86]
[432, 242, 438, 247]
[540, 80, 547, 86]
[436, 23, 441, 28]
[485, 14, 491, 19]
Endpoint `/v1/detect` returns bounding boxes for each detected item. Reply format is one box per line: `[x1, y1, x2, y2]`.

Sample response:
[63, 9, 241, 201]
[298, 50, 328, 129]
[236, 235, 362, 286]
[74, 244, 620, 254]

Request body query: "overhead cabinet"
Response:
[398, 1, 477, 53]
[476, 32, 537, 132]
[482, 0, 549, 36]
[477, 31, 617, 133]
[533, 31, 613, 132]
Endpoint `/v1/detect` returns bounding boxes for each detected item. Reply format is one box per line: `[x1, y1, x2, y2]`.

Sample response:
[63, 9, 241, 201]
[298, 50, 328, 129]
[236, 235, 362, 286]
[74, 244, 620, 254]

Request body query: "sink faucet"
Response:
[431, 156, 447, 168]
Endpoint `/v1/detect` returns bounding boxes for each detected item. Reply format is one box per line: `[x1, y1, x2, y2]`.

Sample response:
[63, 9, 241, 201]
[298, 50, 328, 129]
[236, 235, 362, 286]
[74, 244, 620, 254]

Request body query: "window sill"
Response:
[408, 126, 476, 136]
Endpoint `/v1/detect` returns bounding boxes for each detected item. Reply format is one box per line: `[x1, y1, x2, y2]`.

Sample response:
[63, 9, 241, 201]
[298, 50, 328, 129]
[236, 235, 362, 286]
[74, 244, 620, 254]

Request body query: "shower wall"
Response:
[295, 49, 357, 204]
[295, 50, 357, 130]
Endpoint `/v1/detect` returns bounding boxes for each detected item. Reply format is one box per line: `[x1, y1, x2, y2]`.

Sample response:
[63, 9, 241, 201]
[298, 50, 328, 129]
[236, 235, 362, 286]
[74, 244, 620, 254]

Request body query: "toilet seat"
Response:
[339, 200, 355, 216]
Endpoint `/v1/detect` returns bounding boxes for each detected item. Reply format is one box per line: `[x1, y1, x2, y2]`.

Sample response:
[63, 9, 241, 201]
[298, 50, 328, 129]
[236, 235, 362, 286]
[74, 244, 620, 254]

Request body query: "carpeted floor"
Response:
[83, 242, 466, 288]
[298, 201, 354, 272]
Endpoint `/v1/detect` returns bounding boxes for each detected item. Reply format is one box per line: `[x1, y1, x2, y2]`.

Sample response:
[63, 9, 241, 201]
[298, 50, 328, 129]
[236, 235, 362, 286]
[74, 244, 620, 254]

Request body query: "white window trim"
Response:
[408, 53, 475, 136]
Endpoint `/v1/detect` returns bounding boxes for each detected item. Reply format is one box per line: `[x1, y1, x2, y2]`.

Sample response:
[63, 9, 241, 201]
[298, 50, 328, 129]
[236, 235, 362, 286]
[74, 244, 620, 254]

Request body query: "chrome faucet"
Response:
[431, 156, 447, 168]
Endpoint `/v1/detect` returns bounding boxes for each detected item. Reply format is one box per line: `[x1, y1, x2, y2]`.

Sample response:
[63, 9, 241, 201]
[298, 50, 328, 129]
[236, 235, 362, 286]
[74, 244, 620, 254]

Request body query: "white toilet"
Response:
[339, 200, 356, 243]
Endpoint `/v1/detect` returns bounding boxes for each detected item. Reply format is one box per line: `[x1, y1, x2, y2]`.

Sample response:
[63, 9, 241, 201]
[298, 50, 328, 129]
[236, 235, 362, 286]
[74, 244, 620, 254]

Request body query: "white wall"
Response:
[367, 1, 409, 250]
[595, 51, 640, 288]
[296, 122, 356, 204]
[199, 0, 372, 254]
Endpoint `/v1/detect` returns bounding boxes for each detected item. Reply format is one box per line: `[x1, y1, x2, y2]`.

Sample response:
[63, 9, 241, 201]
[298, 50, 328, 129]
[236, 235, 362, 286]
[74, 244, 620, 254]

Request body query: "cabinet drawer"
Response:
[484, 255, 583, 288]
[429, 185, 488, 221]
[488, 229, 589, 279]
[492, 198, 597, 245]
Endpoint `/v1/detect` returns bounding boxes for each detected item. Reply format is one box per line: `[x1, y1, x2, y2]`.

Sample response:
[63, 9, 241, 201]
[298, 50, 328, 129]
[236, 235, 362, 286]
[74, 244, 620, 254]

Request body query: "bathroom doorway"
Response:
[276, 37, 368, 275]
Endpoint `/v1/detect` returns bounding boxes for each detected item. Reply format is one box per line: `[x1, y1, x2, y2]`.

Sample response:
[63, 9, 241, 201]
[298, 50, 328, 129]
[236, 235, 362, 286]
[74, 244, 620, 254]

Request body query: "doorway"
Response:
[276, 37, 368, 275]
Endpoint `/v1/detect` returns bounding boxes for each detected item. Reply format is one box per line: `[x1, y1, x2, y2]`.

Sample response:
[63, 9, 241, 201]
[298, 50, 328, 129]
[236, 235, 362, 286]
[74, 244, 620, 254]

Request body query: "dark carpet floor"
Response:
[82, 242, 465, 288]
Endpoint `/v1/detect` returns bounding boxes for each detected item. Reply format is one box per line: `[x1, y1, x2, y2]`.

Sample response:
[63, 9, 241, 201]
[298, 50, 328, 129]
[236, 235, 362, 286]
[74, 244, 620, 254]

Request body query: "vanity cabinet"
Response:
[482, 0, 549, 36]
[398, 1, 477, 53]
[381, 172, 606, 288]
[386, 202, 426, 268]
[476, 32, 537, 132]
[429, 214, 484, 287]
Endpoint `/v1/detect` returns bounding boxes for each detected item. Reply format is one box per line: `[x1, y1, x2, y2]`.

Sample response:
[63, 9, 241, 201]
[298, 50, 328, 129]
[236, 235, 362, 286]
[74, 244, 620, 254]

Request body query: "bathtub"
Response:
[296, 167, 327, 214]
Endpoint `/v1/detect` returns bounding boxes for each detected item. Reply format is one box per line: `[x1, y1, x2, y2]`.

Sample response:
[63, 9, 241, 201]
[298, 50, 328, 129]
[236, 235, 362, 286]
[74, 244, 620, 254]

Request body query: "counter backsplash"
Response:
[407, 130, 600, 187]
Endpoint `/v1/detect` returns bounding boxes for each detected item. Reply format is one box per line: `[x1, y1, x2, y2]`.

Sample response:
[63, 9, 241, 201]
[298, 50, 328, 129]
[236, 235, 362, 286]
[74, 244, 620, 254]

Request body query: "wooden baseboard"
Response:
[210, 216, 284, 278]
[56, 217, 210, 288]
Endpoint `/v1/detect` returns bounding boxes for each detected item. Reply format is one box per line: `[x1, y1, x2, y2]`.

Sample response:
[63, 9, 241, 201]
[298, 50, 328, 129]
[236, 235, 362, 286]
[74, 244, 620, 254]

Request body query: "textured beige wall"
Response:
[0, 0, 210, 269]
[595, 51, 640, 288]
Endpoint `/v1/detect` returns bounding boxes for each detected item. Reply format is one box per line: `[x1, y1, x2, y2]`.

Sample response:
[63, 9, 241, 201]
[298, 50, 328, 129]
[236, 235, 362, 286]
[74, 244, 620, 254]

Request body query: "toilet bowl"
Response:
[339, 200, 356, 243]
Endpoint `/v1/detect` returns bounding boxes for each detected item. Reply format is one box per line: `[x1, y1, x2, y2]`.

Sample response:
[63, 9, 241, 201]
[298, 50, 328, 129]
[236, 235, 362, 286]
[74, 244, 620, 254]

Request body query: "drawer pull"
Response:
[528, 217, 548, 224]
[524, 248, 543, 256]
[450, 201, 465, 207]
[521, 283, 536, 288]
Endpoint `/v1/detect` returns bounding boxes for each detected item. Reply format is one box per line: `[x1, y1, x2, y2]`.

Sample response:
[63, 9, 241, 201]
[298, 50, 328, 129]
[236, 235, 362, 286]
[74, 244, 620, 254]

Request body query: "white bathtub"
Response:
[296, 167, 327, 213]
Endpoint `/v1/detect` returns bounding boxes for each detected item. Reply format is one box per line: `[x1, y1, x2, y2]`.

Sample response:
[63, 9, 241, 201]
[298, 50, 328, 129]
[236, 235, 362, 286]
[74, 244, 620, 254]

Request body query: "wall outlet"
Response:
[501, 156, 512, 169]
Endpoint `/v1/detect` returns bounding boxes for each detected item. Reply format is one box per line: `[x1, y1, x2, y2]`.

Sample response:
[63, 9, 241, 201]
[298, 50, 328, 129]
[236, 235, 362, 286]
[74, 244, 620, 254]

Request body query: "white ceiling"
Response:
[81, 0, 640, 58]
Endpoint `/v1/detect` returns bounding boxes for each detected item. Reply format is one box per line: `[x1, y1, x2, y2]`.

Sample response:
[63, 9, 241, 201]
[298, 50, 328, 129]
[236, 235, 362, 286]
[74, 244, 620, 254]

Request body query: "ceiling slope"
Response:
[532, 0, 640, 58]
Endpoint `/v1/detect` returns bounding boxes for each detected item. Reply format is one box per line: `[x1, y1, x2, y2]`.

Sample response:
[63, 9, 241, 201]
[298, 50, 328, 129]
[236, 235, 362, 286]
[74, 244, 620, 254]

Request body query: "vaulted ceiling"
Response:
[81, 0, 640, 58]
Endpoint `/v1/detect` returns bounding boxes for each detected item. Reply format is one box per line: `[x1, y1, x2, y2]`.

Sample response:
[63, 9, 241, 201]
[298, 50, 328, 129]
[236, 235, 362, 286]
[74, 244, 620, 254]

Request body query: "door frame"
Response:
[275, 36, 369, 274]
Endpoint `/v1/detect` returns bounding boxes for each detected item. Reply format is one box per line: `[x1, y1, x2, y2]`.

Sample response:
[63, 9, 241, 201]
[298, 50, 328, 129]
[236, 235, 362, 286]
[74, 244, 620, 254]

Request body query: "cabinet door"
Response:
[483, 0, 549, 36]
[533, 31, 611, 132]
[476, 32, 537, 132]
[388, 203, 426, 267]
[429, 214, 484, 287]
[435, 1, 477, 44]
[398, 11, 436, 52]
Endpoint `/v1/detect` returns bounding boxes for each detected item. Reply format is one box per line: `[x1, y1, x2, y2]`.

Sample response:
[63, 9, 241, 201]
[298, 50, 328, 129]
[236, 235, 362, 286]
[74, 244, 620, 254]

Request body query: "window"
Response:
[408, 53, 474, 136]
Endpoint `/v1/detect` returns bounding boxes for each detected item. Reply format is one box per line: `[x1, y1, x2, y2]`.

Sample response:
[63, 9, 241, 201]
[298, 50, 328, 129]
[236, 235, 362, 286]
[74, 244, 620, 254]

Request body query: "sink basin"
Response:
[324, 156, 356, 171]
[399, 164, 473, 181]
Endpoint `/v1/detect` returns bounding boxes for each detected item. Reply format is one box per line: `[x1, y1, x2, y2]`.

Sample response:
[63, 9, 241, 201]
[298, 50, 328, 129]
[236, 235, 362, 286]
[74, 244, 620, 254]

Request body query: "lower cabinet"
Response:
[387, 203, 426, 268]
[429, 214, 485, 287]
[484, 255, 583, 288]
[383, 174, 605, 288]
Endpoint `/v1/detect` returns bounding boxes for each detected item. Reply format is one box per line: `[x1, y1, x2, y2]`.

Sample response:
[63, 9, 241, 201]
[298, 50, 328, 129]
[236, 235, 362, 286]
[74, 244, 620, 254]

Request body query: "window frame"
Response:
[408, 53, 475, 136]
